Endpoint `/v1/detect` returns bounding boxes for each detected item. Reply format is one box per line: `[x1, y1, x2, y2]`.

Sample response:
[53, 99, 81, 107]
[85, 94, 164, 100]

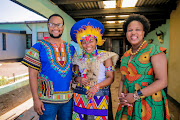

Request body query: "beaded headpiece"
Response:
[70, 18, 105, 48]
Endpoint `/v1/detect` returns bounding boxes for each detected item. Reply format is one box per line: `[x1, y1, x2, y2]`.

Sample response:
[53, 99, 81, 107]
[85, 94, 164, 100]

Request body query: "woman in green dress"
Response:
[115, 14, 170, 120]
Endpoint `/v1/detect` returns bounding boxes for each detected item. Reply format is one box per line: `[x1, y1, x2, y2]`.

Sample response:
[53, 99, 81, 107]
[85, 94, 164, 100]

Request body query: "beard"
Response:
[48, 29, 62, 38]
[49, 33, 62, 38]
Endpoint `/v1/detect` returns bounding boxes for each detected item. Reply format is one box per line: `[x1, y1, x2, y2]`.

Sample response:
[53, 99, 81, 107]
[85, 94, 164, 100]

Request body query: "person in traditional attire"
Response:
[115, 14, 170, 120]
[70, 18, 119, 120]
[21, 14, 75, 120]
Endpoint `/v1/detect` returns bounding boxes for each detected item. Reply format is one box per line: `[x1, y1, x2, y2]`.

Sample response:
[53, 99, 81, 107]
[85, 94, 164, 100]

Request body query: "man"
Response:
[21, 14, 75, 120]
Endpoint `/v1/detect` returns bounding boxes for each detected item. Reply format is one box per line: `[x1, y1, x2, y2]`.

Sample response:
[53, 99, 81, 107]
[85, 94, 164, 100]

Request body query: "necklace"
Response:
[79, 49, 99, 63]
[130, 40, 147, 55]
[83, 49, 98, 58]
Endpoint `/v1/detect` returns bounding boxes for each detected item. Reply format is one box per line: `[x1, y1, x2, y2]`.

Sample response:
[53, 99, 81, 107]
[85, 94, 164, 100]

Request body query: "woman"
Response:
[115, 14, 170, 120]
[70, 18, 118, 120]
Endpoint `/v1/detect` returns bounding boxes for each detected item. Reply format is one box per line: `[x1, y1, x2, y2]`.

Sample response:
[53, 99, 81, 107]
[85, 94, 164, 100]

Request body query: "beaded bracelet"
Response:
[73, 71, 80, 82]
[133, 90, 143, 100]
[105, 66, 115, 72]
[93, 84, 99, 93]
[133, 90, 140, 100]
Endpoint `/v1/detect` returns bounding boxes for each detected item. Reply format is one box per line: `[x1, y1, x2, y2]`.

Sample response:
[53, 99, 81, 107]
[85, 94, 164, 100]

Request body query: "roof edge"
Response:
[10, 0, 48, 19]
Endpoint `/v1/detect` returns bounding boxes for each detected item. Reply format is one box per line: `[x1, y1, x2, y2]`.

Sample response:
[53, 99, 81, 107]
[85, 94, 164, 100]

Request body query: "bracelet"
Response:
[133, 91, 140, 100]
[93, 84, 99, 93]
[73, 71, 80, 79]
[96, 84, 99, 89]
[137, 90, 143, 96]
[105, 66, 115, 72]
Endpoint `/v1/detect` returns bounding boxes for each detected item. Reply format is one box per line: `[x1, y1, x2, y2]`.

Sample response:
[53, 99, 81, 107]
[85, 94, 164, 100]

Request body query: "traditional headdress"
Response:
[70, 18, 105, 48]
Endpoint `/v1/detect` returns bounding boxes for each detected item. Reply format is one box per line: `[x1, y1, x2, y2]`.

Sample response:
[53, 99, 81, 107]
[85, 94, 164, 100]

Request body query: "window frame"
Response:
[37, 32, 49, 41]
[26, 34, 32, 49]
[2, 33, 6, 50]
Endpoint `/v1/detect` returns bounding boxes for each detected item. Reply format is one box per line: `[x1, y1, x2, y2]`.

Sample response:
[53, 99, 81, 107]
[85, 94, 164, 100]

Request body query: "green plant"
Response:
[0, 74, 29, 86]
[0, 76, 9, 86]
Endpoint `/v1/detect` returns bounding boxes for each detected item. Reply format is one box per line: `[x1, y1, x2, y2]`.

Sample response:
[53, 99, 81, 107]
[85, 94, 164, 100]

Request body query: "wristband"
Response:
[93, 84, 99, 93]
[73, 71, 80, 78]
[105, 66, 115, 72]
[133, 91, 140, 100]
[96, 84, 99, 89]
[137, 90, 143, 96]
[72, 71, 79, 83]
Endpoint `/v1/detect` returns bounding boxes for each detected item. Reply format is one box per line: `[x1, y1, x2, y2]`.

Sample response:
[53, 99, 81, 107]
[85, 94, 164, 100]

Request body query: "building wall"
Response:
[16, 0, 76, 43]
[0, 0, 79, 56]
[144, 20, 170, 61]
[0, 23, 48, 45]
[168, 2, 180, 103]
[0, 33, 26, 60]
[0, 23, 48, 35]
[144, 5, 180, 103]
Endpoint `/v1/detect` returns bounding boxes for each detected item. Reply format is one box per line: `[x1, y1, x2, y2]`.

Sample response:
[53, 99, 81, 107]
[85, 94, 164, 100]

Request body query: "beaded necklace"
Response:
[130, 40, 147, 55]
[82, 48, 98, 63]
[79, 47, 100, 63]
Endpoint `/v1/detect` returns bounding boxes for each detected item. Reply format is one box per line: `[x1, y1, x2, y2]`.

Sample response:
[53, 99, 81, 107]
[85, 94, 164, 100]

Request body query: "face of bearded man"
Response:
[47, 16, 64, 39]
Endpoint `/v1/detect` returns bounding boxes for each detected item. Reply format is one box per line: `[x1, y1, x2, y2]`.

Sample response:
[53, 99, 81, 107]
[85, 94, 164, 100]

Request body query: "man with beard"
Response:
[21, 14, 75, 120]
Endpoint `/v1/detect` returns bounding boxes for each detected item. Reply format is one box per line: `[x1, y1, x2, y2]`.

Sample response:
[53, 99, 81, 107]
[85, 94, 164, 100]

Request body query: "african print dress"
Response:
[72, 50, 118, 120]
[21, 38, 75, 103]
[115, 42, 170, 120]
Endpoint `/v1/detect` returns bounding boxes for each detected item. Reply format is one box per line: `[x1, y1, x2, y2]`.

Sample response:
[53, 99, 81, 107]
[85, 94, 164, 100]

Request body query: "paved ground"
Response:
[0, 62, 179, 120]
[0, 62, 28, 78]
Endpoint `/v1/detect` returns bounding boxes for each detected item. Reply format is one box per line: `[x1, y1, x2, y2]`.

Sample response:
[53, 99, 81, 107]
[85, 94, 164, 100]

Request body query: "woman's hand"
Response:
[78, 77, 90, 87]
[34, 98, 45, 115]
[86, 86, 99, 100]
[118, 93, 133, 107]
[124, 93, 136, 104]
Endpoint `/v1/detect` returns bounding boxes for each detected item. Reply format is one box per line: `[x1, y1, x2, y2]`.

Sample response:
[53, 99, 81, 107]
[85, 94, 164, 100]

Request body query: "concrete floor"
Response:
[0, 63, 179, 120]
[0, 62, 28, 78]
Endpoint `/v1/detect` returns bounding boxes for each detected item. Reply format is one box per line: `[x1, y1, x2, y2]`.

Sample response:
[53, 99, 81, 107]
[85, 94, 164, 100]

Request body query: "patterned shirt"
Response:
[22, 38, 75, 103]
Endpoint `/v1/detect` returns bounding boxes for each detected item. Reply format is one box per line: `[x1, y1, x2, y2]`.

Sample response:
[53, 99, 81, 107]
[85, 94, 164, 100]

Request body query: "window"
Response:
[2, 33, 6, 50]
[26, 34, 32, 49]
[37, 32, 49, 41]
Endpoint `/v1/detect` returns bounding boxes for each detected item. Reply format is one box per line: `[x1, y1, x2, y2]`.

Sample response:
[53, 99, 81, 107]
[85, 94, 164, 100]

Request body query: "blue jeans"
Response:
[39, 99, 73, 120]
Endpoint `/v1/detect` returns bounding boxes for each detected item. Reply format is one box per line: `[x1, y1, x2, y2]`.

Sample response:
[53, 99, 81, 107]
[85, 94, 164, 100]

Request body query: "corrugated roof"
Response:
[51, 0, 178, 37]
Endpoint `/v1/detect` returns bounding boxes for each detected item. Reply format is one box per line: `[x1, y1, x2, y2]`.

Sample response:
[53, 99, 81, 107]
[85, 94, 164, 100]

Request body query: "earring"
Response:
[95, 46, 98, 55]
[82, 49, 85, 57]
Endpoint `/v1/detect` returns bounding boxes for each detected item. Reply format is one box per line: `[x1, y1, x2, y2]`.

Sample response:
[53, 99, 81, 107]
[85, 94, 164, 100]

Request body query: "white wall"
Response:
[0, 33, 2, 50]
[0, 33, 26, 60]
[0, 23, 48, 46]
